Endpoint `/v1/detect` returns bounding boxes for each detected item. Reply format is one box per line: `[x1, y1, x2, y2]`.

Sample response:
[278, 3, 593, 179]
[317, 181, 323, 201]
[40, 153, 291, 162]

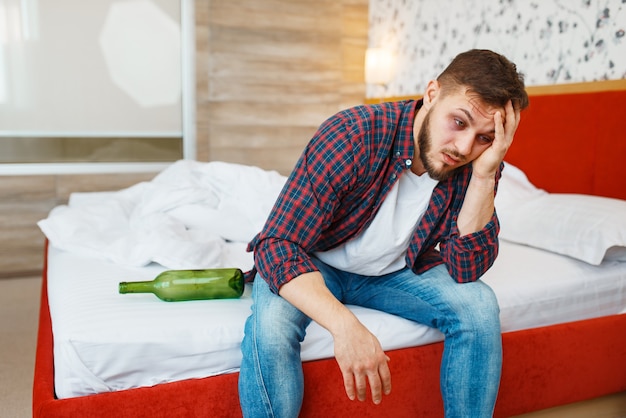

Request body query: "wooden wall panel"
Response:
[198, 0, 368, 174]
[0, 176, 58, 276]
[0, 173, 156, 277]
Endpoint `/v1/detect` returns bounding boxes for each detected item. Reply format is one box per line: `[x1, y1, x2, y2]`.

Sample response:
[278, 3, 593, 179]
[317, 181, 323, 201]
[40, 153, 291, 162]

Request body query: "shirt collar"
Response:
[393, 99, 422, 169]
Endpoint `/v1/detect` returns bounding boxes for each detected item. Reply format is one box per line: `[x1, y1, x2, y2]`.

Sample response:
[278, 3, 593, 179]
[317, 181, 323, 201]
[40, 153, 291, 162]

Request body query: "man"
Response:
[239, 49, 529, 417]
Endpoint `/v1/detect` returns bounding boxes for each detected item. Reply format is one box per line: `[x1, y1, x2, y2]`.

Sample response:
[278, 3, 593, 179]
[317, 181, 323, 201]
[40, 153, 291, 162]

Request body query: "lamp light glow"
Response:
[365, 48, 394, 85]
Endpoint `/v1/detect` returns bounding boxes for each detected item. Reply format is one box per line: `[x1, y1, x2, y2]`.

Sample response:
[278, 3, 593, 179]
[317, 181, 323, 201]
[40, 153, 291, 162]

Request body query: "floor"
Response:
[1, 276, 40, 418]
[1, 275, 625, 417]
[514, 393, 626, 418]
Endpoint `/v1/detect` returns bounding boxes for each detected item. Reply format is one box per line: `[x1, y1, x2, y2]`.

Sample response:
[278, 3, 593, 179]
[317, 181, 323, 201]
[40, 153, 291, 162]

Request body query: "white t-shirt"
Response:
[314, 169, 438, 276]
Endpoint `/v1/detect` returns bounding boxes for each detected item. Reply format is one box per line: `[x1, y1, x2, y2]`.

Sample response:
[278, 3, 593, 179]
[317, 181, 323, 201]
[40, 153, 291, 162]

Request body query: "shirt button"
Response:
[391, 173, 397, 179]
[405, 159, 412, 167]
[395, 151, 400, 157]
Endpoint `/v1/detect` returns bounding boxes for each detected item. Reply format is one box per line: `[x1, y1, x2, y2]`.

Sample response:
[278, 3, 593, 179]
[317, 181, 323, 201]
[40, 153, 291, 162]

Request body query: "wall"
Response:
[0, 0, 368, 276]
[196, 0, 368, 175]
[0, 172, 155, 277]
[368, 0, 626, 98]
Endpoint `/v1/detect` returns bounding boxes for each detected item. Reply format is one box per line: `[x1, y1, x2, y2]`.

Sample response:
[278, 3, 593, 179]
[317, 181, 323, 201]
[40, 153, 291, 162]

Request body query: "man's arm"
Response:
[457, 100, 520, 236]
[278, 272, 392, 404]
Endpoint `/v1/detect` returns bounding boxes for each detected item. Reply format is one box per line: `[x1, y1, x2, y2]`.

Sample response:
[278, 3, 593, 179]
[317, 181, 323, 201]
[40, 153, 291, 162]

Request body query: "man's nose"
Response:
[453, 132, 474, 157]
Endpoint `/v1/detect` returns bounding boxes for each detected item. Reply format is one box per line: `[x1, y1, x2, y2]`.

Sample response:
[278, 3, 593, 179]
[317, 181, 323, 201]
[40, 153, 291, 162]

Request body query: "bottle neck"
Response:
[119, 281, 153, 294]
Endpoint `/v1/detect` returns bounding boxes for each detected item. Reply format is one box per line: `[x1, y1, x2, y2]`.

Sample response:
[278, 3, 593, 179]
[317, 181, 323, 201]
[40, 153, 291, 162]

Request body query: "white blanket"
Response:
[38, 160, 287, 270]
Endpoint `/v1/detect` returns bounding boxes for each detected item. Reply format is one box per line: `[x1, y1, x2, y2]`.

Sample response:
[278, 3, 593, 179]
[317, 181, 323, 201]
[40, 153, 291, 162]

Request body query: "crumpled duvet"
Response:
[38, 160, 286, 269]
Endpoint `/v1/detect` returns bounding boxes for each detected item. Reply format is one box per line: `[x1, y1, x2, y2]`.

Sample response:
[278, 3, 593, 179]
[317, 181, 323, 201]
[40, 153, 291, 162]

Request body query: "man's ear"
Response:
[422, 80, 441, 109]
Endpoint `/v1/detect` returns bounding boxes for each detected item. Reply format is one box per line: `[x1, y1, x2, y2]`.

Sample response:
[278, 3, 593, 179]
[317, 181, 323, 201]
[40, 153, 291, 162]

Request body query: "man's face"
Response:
[417, 89, 501, 181]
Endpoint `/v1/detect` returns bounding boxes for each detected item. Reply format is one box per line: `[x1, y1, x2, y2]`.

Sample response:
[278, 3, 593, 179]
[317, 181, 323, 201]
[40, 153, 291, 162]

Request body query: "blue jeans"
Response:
[238, 260, 502, 418]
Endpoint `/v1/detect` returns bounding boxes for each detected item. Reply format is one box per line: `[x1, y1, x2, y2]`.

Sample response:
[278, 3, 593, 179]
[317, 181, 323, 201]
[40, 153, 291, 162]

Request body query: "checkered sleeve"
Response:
[249, 112, 360, 294]
[439, 166, 503, 283]
[440, 214, 500, 283]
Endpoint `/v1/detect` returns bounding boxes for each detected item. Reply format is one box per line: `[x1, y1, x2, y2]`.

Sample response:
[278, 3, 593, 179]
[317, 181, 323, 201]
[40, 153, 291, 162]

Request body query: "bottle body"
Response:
[119, 268, 244, 302]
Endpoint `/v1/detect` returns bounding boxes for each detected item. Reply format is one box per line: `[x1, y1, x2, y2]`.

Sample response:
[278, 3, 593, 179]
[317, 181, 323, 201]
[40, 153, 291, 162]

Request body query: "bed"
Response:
[33, 89, 626, 417]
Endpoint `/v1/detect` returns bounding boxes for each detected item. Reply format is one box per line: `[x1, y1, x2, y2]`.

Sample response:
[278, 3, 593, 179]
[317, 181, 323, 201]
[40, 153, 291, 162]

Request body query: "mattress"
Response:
[47, 240, 626, 400]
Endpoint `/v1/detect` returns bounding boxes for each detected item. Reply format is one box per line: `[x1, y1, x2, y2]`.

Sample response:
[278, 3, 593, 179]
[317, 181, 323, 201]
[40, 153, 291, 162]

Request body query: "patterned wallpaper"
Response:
[368, 0, 626, 97]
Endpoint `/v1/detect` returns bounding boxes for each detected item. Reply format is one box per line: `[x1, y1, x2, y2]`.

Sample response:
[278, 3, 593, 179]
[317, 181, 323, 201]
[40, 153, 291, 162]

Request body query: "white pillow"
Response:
[494, 162, 547, 210]
[496, 162, 626, 265]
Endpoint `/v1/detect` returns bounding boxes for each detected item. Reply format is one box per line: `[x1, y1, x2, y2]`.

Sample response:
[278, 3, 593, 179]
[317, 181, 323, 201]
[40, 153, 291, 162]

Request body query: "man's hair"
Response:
[437, 49, 529, 111]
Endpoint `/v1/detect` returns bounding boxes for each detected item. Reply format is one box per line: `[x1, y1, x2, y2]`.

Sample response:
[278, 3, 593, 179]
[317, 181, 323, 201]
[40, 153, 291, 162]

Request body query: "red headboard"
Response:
[505, 89, 626, 200]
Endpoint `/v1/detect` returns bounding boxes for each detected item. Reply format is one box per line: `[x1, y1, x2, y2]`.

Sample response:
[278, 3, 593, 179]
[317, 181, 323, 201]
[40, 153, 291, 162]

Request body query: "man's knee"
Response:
[246, 278, 310, 348]
[446, 281, 501, 335]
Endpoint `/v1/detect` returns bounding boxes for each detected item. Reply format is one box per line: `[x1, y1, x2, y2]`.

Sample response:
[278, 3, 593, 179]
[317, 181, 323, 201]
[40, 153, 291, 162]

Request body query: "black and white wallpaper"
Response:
[368, 0, 626, 97]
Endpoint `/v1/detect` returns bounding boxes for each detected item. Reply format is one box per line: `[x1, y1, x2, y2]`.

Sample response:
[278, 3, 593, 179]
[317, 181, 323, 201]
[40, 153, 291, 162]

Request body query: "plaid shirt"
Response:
[247, 100, 501, 294]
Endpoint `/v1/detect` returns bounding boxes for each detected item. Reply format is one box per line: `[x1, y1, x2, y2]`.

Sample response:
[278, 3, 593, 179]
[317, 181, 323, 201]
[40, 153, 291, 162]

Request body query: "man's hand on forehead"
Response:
[467, 95, 503, 121]
[470, 99, 520, 178]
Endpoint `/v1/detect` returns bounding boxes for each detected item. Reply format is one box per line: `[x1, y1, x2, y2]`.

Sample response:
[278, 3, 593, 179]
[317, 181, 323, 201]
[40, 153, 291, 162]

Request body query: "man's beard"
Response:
[417, 109, 463, 182]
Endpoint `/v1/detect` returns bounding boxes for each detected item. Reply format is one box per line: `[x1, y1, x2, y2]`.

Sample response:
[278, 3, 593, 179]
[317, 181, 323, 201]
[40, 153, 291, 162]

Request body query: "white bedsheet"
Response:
[47, 241, 626, 399]
[41, 160, 626, 399]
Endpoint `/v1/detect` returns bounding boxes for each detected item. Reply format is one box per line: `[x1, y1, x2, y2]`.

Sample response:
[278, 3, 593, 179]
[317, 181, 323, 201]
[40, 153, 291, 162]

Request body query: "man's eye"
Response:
[478, 135, 494, 144]
[454, 119, 465, 127]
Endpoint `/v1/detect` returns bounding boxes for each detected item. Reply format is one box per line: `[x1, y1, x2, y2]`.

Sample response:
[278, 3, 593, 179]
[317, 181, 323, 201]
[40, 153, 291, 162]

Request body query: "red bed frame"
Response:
[33, 89, 626, 417]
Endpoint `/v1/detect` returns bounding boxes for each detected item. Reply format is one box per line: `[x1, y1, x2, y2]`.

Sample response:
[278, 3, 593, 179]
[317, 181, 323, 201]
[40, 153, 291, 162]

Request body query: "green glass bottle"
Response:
[119, 268, 244, 302]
